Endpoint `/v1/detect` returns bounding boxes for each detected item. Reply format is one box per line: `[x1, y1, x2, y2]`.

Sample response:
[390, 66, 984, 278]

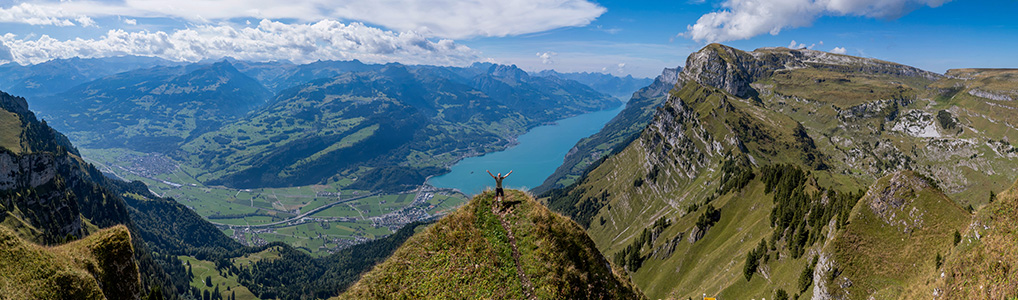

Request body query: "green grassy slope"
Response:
[816, 171, 970, 299]
[540, 44, 1018, 299]
[341, 189, 644, 299]
[39, 61, 272, 153]
[179, 63, 618, 190]
[932, 177, 1018, 299]
[0, 225, 140, 300]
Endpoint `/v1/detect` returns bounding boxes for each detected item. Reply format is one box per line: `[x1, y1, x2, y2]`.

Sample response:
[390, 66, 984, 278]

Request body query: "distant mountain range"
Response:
[0, 56, 179, 99]
[3, 57, 624, 191]
[534, 69, 654, 100]
[34, 61, 272, 152]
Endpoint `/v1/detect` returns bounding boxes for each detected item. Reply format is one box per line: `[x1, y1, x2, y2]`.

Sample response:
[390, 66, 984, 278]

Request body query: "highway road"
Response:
[210, 192, 380, 229]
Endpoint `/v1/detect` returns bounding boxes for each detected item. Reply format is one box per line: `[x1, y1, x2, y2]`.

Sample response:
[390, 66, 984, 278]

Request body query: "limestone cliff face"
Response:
[678, 44, 767, 98]
[0, 151, 58, 189]
[642, 89, 710, 180]
[0, 150, 86, 241]
[678, 44, 942, 99]
[1, 90, 132, 243]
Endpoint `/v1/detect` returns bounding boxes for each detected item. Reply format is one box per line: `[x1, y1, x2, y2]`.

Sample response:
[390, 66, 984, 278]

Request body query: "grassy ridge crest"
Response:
[0, 225, 140, 300]
[340, 189, 644, 299]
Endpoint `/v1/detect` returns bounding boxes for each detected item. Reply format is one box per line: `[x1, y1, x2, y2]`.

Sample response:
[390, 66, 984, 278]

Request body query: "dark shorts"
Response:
[496, 187, 504, 197]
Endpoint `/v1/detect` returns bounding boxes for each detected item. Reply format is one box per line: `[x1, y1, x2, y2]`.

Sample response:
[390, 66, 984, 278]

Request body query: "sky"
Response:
[0, 0, 1015, 78]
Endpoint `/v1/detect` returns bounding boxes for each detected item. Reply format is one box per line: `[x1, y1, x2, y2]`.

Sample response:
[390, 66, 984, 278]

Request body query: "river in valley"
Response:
[428, 104, 626, 195]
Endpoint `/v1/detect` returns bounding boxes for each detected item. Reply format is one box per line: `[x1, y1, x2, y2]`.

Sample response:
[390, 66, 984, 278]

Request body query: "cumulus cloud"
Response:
[787, 40, 824, 49]
[536, 51, 556, 64]
[0, 2, 94, 26]
[0, 41, 13, 63]
[831, 47, 847, 54]
[123, 18, 137, 25]
[4, 0, 606, 39]
[0, 19, 479, 66]
[685, 0, 951, 43]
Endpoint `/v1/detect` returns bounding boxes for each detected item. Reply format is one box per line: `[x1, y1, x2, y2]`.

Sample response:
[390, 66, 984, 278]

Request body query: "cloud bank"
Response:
[0, 20, 480, 66]
[0, 2, 94, 27]
[685, 0, 951, 43]
[2, 0, 606, 39]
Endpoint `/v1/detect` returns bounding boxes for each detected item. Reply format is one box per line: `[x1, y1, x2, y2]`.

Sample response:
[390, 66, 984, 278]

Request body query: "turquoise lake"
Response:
[428, 104, 626, 195]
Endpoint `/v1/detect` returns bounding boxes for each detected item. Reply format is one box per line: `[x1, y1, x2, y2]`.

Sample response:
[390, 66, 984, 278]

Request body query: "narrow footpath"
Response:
[492, 197, 537, 300]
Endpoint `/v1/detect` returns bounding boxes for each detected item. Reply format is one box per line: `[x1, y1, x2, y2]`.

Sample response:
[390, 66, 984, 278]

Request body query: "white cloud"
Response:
[123, 18, 137, 25]
[75, 15, 96, 27]
[616, 63, 626, 73]
[685, 0, 951, 43]
[595, 25, 622, 34]
[0, 41, 12, 64]
[0, 2, 93, 27]
[3, 0, 606, 39]
[0, 19, 479, 66]
[788, 40, 806, 49]
[831, 47, 847, 54]
[536, 51, 556, 64]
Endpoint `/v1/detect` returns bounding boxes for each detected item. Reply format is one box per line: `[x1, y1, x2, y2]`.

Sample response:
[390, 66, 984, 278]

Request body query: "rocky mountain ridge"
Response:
[540, 43, 1018, 299]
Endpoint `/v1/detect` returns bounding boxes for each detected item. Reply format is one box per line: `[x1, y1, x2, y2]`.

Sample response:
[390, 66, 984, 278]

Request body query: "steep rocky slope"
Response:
[541, 44, 1018, 299]
[813, 171, 969, 299]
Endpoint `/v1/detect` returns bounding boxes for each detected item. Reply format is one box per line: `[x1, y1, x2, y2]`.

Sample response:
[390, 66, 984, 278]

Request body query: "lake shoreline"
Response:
[427, 105, 626, 196]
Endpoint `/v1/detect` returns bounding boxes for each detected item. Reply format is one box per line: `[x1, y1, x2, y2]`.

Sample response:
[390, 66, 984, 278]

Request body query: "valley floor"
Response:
[80, 147, 468, 257]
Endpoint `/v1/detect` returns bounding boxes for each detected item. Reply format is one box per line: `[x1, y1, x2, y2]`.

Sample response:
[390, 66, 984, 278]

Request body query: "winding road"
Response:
[209, 192, 380, 229]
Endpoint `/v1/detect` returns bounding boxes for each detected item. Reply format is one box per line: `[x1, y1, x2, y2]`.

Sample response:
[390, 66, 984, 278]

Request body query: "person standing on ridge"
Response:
[487, 170, 512, 201]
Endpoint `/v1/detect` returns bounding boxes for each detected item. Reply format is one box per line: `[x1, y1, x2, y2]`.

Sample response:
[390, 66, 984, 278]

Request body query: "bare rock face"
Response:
[812, 253, 835, 300]
[645, 94, 709, 180]
[678, 44, 942, 100]
[0, 152, 57, 189]
[866, 171, 930, 234]
[837, 98, 910, 122]
[0, 151, 86, 241]
[678, 44, 766, 98]
[658, 67, 680, 87]
[968, 88, 1013, 101]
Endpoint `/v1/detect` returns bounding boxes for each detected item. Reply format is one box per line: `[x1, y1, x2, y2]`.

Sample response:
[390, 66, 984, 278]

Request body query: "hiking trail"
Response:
[493, 197, 537, 300]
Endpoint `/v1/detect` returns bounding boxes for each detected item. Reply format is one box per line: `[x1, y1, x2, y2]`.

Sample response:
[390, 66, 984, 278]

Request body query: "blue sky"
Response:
[1, 0, 1015, 78]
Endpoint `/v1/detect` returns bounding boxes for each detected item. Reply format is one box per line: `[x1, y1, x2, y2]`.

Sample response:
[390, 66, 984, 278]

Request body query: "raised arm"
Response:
[487, 170, 496, 179]
[504, 170, 513, 178]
